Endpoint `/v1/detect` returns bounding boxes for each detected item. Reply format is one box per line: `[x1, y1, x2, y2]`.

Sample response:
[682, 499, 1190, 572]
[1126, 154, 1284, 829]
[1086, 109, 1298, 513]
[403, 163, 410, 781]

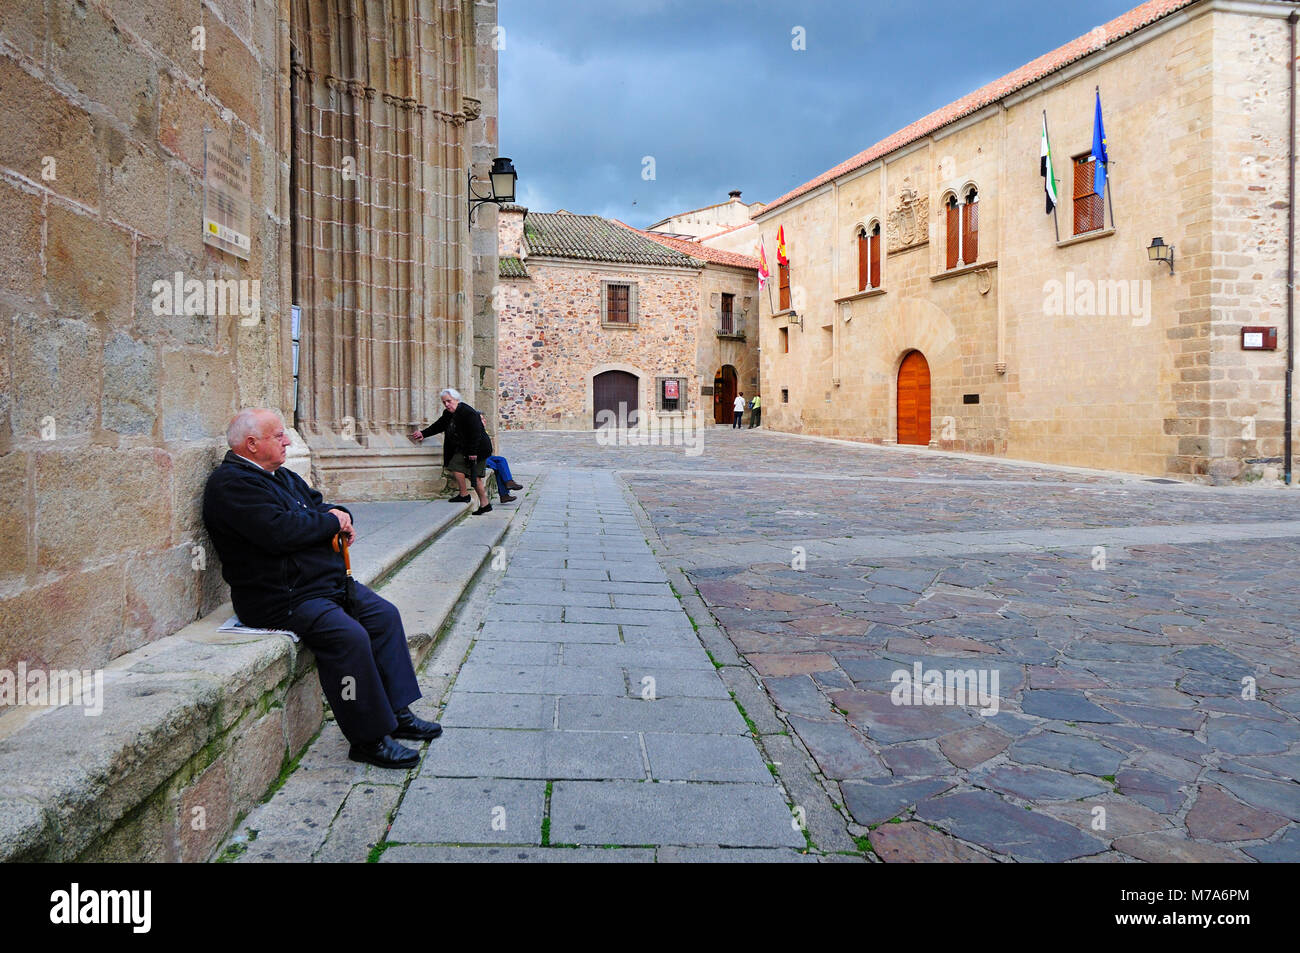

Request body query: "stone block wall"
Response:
[0, 0, 282, 678]
[1203, 11, 1297, 483]
[497, 259, 700, 429]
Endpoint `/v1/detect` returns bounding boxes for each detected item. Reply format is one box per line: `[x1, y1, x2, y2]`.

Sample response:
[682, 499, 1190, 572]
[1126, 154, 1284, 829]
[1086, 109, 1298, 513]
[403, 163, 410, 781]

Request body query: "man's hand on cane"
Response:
[329, 507, 356, 544]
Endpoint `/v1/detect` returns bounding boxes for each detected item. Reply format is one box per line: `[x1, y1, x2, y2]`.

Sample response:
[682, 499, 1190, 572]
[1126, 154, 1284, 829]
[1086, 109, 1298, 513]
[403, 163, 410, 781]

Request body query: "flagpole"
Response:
[1098, 86, 1117, 230]
[1044, 110, 1060, 243]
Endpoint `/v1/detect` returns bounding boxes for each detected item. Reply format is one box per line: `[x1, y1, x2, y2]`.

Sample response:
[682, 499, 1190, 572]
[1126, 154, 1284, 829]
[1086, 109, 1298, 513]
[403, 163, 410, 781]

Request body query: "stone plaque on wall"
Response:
[203, 130, 252, 259]
[886, 178, 929, 253]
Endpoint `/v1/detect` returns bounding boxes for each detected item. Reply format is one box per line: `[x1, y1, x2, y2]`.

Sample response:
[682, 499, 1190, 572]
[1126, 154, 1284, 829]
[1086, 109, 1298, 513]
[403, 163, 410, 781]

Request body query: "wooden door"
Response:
[593, 370, 639, 427]
[713, 365, 737, 424]
[897, 351, 931, 445]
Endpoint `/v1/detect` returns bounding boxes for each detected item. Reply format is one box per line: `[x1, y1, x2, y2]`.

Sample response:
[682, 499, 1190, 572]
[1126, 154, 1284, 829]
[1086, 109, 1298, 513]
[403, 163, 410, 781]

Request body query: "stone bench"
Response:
[0, 499, 477, 862]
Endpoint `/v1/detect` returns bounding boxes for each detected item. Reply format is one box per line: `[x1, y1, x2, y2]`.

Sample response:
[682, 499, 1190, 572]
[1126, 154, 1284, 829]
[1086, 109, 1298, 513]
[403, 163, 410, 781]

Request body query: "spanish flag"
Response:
[776, 226, 789, 265]
[757, 238, 770, 291]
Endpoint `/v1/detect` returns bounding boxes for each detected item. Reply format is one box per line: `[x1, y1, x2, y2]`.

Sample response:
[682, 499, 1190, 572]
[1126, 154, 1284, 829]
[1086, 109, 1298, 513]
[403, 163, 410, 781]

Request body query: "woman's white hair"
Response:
[439, 387, 462, 401]
[227, 408, 283, 448]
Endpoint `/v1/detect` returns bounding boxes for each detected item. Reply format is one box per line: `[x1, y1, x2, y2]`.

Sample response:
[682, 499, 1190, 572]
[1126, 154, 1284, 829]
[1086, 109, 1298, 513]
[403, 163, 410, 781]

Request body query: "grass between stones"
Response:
[541, 781, 553, 846]
[728, 691, 760, 737]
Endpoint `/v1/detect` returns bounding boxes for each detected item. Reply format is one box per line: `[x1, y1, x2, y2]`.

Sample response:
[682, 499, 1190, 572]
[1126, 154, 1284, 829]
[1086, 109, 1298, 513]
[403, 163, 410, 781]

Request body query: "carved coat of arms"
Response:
[887, 180, 929, 252]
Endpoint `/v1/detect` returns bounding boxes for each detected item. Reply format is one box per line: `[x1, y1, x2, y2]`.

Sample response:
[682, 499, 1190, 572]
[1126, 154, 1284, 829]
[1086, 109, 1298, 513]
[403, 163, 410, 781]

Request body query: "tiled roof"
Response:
[499, 256, 528, 278]
[523, 212, 700, 267]
[618, 222, 761, 271]
[763, 0, 1198, 216]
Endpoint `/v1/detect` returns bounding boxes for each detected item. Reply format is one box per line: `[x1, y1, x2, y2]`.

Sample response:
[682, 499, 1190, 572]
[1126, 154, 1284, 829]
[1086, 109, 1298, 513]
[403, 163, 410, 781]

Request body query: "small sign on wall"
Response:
[1241, 327, 1278, 351]
[663, 379, 679, 400]
[203, 129, 253, 260]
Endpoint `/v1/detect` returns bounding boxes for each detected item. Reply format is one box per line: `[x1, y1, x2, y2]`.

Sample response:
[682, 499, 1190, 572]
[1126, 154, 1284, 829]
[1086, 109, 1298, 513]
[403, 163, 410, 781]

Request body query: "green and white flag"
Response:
[1041, 112, 1058, 214]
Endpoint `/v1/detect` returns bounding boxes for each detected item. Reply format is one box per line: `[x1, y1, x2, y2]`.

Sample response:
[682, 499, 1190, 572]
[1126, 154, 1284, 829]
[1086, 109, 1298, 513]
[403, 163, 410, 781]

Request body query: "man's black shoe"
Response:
[392, 708, 442, 741]
[498, 494, 517, 503]
[507, 481, 524, 490]
[472, 504, 493, 515]
[348, 736, 420, 769]
[448, 494, 472, 503]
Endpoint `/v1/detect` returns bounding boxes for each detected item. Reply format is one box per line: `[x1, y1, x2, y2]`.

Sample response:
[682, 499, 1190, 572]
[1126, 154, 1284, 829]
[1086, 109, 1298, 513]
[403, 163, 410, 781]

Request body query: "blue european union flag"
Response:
[1092, 89, 1108, 199]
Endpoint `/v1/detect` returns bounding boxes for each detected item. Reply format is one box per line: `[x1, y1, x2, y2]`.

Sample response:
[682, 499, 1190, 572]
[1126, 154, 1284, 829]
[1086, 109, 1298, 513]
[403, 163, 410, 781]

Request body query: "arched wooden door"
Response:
[897, 351, 931, 445]
[593, 370, 639, 427]
[713, 365, 737, 425]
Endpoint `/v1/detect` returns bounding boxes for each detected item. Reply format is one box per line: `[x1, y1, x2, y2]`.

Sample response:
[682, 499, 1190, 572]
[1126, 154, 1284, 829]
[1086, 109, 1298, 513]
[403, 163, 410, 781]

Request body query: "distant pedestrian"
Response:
[749, 394, 762, 429]
[733, 392, 745, 429]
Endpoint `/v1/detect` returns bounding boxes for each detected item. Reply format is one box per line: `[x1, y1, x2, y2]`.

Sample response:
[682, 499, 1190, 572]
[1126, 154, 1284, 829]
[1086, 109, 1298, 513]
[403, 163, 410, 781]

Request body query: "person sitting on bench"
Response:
[203, 408, 441, 770]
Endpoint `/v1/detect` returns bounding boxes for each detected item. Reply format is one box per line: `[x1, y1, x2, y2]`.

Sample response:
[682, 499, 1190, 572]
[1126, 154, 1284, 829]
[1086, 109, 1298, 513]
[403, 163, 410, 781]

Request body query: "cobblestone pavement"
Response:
[493, 428, 1300, 862]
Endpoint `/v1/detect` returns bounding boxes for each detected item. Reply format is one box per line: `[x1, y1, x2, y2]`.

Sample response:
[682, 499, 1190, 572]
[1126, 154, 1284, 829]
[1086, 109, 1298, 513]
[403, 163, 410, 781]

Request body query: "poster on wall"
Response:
[202, 129, 253, 260]
[663, 379, 679, 400]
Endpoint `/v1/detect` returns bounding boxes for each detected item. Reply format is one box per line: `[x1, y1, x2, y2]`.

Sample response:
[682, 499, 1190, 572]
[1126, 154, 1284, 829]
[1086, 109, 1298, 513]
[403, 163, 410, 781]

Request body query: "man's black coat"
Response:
[202, 451, 351, 629]
[420, 401, 492, 466]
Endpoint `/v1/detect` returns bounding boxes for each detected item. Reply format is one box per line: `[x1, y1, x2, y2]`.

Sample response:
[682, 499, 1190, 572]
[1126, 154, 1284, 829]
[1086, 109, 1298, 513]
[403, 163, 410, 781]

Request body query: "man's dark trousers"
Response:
[293, 583, 420, 744]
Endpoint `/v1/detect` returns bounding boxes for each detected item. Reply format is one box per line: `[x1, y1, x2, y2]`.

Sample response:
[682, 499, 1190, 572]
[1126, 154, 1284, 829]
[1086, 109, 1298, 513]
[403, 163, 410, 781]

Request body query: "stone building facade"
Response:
[0, 0, 498, 677]
[756, 0, 1299, 484]
[496, 208, 759, 430]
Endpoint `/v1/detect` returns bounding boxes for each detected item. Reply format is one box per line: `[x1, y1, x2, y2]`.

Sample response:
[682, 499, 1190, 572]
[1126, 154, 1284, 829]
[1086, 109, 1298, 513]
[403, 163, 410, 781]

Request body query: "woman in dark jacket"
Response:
[408, 387, 495, 514]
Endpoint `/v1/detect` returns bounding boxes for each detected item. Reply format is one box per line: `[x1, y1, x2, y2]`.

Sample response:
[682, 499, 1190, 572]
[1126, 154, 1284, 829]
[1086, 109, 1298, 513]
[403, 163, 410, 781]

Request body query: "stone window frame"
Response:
[941, 183, 979, 271]
[856, 219, 883, 291]
[600, 279, 639, 328]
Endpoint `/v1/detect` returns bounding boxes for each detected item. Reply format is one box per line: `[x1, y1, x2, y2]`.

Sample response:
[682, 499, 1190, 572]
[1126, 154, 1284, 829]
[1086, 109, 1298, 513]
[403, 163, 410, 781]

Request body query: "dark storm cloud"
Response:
[501, 0, 1143, 228]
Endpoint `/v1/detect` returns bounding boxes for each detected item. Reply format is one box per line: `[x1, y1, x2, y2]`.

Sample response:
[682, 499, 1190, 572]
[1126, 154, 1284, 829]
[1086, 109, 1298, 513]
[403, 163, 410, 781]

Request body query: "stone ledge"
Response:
[0, 497, 490, 862]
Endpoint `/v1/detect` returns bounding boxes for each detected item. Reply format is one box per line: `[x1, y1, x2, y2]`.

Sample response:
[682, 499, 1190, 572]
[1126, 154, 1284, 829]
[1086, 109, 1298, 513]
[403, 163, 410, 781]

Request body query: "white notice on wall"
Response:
[1243, 332, 1264, 349]
[203, 130, 253, 260]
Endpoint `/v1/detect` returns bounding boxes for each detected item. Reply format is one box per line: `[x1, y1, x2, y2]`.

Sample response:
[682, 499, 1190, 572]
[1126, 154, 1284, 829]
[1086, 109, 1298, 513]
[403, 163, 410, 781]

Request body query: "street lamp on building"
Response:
[468, 157, 518, 223]
[1147, 236, 1174, 274]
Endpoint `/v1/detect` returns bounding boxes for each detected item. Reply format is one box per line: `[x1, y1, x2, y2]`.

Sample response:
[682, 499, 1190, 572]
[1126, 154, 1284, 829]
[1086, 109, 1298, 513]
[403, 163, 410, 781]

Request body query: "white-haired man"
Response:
[408, 388, 495, 515]
[203, 408, 441, 770]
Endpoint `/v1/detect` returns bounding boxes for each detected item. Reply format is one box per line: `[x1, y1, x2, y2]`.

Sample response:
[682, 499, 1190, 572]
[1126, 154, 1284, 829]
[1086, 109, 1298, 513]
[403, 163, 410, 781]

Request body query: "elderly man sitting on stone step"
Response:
[202, 408, 441, 770]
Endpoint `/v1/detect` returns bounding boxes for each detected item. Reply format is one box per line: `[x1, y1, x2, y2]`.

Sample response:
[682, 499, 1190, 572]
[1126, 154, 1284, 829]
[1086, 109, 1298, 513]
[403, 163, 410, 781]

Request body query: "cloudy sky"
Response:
[500, 0, 1144, 229]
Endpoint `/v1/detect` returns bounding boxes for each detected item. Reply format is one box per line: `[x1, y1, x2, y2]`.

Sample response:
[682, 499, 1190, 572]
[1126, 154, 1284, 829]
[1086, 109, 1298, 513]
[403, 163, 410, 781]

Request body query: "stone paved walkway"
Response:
[489, 429, 1300, 863]
[379, 469, 810, 861]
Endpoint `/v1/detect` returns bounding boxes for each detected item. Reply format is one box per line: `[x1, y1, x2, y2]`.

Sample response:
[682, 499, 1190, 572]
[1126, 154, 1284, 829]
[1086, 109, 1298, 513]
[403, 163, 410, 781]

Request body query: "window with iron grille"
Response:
[1073, 155, 1104, 235]
[600, 280, 638, 326]
[781, 388, 789, 403]
[720, 293, 734, 334]
[658, 377, 684, 412]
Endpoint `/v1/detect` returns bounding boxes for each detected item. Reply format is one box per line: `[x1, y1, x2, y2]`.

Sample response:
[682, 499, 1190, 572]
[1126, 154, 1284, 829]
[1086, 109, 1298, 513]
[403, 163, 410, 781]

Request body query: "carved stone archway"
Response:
[289, 0, 489, 498]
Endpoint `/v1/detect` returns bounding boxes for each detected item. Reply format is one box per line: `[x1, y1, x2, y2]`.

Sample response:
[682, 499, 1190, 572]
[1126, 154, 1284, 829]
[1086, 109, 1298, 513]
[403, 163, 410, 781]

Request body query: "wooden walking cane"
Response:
[332, 532, 357, 614]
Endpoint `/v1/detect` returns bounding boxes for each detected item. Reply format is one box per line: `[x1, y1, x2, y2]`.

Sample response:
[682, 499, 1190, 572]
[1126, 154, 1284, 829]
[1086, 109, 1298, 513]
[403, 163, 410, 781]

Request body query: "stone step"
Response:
[216, 503, 520, 862]
[378, 504, 514, 668]
[0, 495, 495, 863]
